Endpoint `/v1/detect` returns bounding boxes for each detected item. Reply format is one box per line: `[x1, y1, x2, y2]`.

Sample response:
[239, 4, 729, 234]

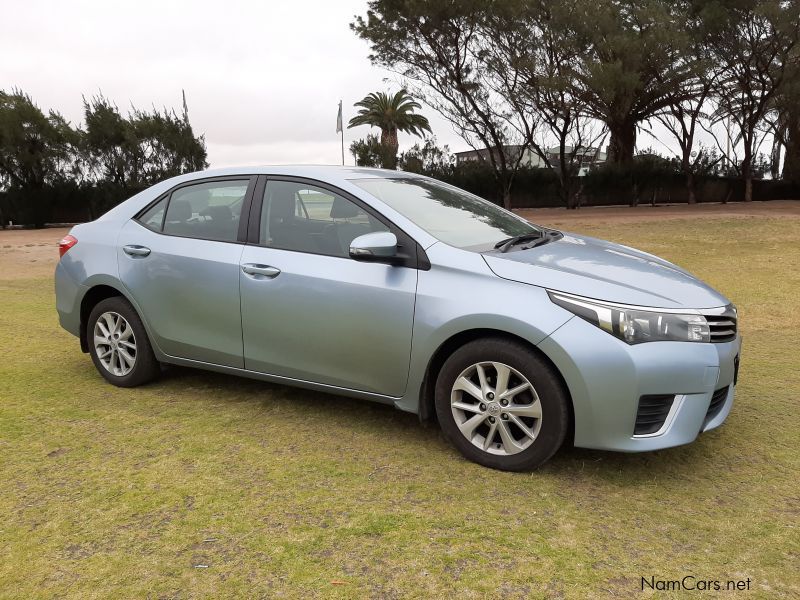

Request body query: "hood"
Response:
[482, 232, 730, 309]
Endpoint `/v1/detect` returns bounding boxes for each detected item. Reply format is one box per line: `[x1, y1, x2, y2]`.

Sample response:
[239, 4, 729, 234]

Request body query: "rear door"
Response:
[118, 177, 256, 367]
[238, 177, 418, 396]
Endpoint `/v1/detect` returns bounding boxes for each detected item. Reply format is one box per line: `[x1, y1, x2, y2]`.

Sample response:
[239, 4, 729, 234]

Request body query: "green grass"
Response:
[1, 216, 799, 598]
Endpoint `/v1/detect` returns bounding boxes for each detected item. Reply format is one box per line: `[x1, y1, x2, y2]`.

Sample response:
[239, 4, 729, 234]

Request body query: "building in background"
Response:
[455, 145, 607, 175]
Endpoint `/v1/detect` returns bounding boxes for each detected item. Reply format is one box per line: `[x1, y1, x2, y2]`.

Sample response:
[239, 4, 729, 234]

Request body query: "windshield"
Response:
[351, 177, 541, 250]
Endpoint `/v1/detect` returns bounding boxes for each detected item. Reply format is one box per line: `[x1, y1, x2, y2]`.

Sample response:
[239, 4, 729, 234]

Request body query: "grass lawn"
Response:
[1, 215, 799, 598]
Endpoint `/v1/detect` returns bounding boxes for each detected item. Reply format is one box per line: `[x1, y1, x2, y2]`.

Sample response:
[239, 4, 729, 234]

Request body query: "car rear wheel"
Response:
[435, 338, 569, 471]
[87, 296, 159, 387]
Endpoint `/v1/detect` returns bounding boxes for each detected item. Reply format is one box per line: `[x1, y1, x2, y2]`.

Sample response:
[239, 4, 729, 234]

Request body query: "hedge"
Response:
[1, 167, 799, 227]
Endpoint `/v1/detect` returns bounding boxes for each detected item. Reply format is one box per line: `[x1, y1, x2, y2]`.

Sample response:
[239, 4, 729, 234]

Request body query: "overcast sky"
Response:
[3, 0, 742, 169]
[0, 0, 465, 167]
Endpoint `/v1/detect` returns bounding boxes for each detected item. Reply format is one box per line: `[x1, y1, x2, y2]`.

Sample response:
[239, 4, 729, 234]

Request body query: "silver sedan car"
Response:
[55, 166, 740, 470]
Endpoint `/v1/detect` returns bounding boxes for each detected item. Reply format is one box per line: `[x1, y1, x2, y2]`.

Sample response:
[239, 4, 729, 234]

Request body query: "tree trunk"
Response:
[770, 127, 784, 180]
[783, 113, 800, 182]
[502, 188, 512, 210]
[686, 171, 697, 205]
[380, 128, 399, 169]
[566, 193, 578, 210]
[606, 119, 637, 165]
[554, 168, 571, 209]
[742, 148, 753, 202]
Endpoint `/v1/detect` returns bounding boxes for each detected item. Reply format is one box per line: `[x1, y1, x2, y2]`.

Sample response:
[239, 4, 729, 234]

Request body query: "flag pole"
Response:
[336, 99, 345, 166]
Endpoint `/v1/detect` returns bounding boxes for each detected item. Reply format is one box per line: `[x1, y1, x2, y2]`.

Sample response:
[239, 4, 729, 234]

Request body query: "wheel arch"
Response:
[79, 284, 127, 352]
[418, 328, 574, 443]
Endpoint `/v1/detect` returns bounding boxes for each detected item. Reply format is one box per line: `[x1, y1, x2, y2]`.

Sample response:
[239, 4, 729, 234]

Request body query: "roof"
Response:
[181, 165, 419, 186]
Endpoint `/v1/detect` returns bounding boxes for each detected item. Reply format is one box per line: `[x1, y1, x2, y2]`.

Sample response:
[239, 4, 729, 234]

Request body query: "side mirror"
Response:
[349, 231, 399, 262]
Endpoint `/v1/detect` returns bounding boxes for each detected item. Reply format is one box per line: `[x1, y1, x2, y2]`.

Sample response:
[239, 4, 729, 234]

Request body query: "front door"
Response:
[239, 179, 417, 396]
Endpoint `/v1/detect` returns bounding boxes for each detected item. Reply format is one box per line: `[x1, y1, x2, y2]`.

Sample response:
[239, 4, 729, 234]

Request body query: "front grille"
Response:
[704, 386, 729, 426]
[704, 307, 737, 343]
[634, 394, 675, 436]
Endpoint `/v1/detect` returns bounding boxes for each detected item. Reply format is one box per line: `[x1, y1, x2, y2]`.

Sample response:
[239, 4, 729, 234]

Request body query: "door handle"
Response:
[241, 264, 281, 278]
[123, 245, 151, 257]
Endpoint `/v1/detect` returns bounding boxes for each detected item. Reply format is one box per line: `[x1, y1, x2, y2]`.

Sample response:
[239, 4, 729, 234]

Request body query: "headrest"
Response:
[169, 199, 192, 222]
[270, 188, 296, 220]
[330, 196, 360, 219]
[204, 205, 232, 221]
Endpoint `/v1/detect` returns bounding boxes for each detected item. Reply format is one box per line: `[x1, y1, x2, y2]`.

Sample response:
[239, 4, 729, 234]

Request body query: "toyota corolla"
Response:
[55, 166, 740, 470]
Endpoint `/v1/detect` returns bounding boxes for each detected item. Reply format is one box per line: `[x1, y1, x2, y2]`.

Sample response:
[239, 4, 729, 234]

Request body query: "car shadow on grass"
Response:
[154, 364, 723, 484]
[157, 363, 425, 428]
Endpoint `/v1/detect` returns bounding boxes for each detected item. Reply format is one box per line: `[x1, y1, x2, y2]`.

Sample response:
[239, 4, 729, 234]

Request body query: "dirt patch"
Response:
[0, 227, 70, 279]
[517, 199, 800, 227]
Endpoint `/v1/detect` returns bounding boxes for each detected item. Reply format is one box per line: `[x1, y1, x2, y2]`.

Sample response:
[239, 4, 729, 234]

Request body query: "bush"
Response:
[0, 181, 148, 227]
[401, 159, 800, 209]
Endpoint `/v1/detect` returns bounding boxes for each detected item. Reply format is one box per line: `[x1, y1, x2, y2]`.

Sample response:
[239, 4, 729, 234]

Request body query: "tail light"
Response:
[58, 234, 78, 258]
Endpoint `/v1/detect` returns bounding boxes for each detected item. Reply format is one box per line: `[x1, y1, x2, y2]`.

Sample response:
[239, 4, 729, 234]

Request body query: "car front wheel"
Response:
[435, 338, 569, 471]
[87, 296, 160, 387]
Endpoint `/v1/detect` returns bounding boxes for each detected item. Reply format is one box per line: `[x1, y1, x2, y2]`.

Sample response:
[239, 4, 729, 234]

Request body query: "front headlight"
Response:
[548, 291, 710, 344]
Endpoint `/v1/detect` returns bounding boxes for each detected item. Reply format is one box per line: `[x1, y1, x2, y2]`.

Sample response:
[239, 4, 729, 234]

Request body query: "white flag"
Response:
[336, 100, 343, 134]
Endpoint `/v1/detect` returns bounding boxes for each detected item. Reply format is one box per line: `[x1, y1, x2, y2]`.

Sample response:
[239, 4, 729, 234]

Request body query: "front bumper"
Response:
[538, 316, 741, 452]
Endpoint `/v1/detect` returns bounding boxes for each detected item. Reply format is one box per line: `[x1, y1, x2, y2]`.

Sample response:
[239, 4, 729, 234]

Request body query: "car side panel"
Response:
[117, 220, 246, 368]
[396, 243, 573, 414]
[239, 245, 417, 396]
[55, 219, 128, 338]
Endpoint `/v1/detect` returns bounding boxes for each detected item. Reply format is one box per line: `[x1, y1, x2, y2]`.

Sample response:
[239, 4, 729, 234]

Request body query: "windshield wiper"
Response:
[494, 229, 562, 253]
[494, 232, 544, 253]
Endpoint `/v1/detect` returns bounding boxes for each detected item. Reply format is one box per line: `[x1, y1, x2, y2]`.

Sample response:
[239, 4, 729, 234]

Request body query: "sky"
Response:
[0, 0, 463, 167]
[2, 0, 757, 169]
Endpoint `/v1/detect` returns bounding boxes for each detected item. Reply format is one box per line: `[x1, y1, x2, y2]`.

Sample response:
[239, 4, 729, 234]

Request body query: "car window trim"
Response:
[133, 175, 258, 245]
[247, 175, 430, 270]
[135, 193, 169, 232]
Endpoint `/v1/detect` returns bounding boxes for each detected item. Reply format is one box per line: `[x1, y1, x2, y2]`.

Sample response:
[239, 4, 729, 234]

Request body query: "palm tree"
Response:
[347, 90, 431, 169]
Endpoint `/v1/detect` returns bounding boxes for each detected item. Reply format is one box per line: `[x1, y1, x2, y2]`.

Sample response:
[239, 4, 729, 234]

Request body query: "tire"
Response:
[435, 338, 569, 471]
[87, 296, 160, 388]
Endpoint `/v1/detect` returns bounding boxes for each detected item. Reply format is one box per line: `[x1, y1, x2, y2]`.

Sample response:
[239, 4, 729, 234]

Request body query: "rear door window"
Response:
[138, 196, 168, 231]
[162, 180, 249, 242]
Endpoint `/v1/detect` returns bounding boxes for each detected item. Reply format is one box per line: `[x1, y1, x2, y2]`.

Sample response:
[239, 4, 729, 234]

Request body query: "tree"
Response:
[83, 95, 207, 189]
[398, 136, 454, 177]
[353, 0, 537, 208]
[0, 90, 81, 226]
[486, 1, 607, 208]
[0, 90, 79, 189]
[129, 106, 208, 183]
[706, 1, 799, 201]
[643, 2, 729, 204]
[82, 95, 131, 186]
[347, 89, 431, 169]
[565, 0, 699, 166]
[350, 133, 385, 167]
[782, 104, 800, 182]
[777, 44, 800, 181]
[652, 63, 721, 203]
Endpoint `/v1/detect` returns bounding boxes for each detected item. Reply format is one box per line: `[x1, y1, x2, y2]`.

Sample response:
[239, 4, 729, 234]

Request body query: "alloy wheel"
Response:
[93, 311, 137, 377]
[450, 361, 543, 455]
